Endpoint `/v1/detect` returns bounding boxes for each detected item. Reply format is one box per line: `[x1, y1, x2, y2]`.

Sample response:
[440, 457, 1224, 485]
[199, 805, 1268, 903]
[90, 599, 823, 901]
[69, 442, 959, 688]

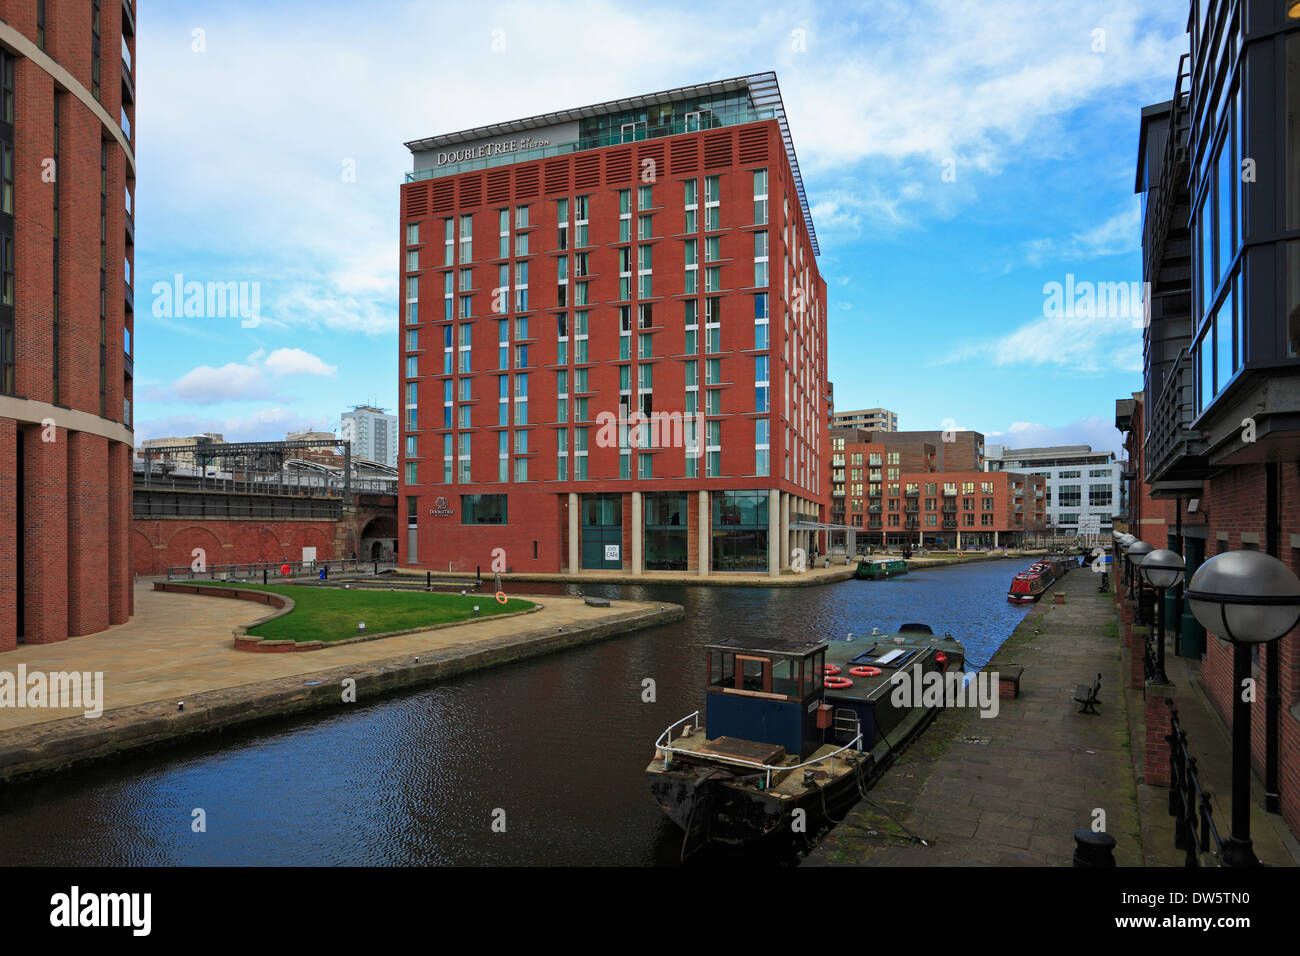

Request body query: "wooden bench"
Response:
[1073, 673, 1102, 715]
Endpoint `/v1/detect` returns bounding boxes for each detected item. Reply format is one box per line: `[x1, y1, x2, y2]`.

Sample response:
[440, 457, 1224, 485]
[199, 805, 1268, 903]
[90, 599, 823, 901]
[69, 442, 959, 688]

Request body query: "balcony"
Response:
[904, 488, 919, 497]
[904, 503, 919, 513]
[1144, 347, 1208, 494]
[868, 504, 882, 514]
[942, 520, 958, 529]
[942, 488, 957, 496]
[941, 503, 956, 513]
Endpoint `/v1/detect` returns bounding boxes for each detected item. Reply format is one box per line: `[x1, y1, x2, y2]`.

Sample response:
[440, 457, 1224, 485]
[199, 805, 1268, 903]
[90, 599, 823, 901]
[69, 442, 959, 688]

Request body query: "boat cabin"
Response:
[704, 636, 828, 761]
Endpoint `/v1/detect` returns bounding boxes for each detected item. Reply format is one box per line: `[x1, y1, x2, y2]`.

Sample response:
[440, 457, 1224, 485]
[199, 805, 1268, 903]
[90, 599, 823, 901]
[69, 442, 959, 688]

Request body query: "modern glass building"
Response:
[398, 74, 829, 576]
[1136, 0, 1300, 841]
[984, 444, 1122, 537]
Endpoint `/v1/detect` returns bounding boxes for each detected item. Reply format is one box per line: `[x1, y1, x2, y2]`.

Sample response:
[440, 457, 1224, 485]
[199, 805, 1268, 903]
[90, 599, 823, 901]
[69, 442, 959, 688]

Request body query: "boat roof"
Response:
[821, 630, 963, 703]
[704, 635, 828, 658]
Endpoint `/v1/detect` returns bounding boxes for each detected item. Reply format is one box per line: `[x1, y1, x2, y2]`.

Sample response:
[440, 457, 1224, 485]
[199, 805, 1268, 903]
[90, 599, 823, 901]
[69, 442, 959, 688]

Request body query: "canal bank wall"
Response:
[390, 549, 1048, 590]
[0, 598, 683, 785]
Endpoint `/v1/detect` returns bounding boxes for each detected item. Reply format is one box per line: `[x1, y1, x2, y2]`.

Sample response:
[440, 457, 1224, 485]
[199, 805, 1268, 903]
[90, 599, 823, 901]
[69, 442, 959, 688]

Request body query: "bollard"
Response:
[476, 565, 481, 583]
[427, 571, 432, 589]
[1072, 829, 1117, 867]
[374, 561, 378, 576]
[263, 568, 268, 585]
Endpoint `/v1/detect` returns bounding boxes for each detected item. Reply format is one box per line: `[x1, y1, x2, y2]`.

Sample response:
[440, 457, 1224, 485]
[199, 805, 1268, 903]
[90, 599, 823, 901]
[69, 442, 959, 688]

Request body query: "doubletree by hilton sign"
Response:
[435, 136, 552, 167]
[429, 496, 454, 517]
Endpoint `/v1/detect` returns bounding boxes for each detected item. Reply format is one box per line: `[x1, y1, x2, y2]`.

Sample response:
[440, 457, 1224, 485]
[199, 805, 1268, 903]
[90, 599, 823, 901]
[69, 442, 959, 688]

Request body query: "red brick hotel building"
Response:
[0, 1, 137, 650]
[398, 74, 828, 576]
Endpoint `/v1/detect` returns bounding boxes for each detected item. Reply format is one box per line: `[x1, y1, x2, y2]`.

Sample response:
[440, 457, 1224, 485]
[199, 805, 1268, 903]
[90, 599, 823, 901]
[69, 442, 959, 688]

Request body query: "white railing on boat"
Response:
[654, 712, 865, 790]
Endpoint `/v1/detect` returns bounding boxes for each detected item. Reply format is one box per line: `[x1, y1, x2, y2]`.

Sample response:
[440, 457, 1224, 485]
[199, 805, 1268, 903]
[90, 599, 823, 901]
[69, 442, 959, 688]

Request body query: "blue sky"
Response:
[132, 0, 1189, 458]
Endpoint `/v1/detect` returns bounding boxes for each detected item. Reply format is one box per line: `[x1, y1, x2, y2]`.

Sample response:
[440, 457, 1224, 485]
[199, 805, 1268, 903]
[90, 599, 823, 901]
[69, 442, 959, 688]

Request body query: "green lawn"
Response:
[207, 582, 534, 643]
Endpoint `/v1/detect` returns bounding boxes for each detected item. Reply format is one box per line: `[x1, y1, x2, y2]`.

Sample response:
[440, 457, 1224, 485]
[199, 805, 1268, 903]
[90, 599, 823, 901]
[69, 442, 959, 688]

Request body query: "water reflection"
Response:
[0, 560, 1028, 866]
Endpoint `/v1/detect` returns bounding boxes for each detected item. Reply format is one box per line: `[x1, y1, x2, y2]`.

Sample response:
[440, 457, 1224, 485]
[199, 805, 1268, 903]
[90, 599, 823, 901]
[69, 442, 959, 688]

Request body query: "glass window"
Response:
[1287, 33, 1300, 231]
[1216, 284, 1234, 394]
[1216, 141, 1231, 285]
[461, 494, 508, 525]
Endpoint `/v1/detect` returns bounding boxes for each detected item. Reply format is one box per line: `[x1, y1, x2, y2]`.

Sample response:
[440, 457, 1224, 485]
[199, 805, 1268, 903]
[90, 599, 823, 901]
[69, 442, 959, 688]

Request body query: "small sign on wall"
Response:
[604, 544, 620, 562]
[302, 546, 317, 569]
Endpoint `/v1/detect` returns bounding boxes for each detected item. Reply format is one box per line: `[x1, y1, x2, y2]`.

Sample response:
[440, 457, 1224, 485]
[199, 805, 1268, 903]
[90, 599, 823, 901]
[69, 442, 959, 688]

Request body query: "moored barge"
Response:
[855, 557, 907, 580]
[647, 625, 964, 855]
[1007, 554, 1071, 603]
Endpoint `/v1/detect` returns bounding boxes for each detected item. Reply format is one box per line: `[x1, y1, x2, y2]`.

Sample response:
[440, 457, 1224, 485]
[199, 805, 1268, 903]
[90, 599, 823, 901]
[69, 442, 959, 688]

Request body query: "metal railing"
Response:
[655, 711, 865, 789]
[1145, 347, 1203, 483]
[1141, 52, 1191, 287]
[1165, 699, 1225, 866]
[165, 559, 395, 582]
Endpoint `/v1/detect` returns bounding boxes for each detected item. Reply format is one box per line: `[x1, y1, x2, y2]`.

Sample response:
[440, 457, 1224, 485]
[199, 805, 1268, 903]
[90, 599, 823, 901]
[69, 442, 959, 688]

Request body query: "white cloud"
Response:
[262, 348, 339, 378]
[985, 416, 1125, 459]
[936, 284, 1144, 375]
[148, 348, 337, 405]
[1025, 199, 1142, 266]
[136, 0, 1186, 336]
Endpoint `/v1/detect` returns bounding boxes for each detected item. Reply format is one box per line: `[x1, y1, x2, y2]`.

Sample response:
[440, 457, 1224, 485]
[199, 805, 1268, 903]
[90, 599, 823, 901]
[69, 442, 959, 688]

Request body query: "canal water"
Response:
[0, 559, 1038, 866]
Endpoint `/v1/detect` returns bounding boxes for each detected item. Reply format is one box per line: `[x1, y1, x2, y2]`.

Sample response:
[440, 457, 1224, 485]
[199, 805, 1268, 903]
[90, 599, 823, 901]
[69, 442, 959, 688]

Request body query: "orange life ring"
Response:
[495, 590, 508, 605]
[280, 564, 291, 576]
[849, 665, 882, 677]
[825, 676, 853, 690]
[823, 664, 841, 675]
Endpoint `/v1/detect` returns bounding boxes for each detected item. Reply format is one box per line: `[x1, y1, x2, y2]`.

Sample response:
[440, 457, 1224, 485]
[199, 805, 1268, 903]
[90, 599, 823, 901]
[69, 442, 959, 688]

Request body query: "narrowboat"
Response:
[646, 625, 965, 855]
[855, 557, 908, 580]
[1007, 560, 1056, 603]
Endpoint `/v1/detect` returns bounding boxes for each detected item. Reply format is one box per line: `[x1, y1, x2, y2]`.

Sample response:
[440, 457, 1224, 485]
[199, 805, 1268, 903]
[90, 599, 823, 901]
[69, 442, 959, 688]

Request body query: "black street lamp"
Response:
[1139, 548, 1184, 684]
[1186, 550, 1300, 867]
[1117, 533, 1137, 590]
[1125, 539, 1152, 603]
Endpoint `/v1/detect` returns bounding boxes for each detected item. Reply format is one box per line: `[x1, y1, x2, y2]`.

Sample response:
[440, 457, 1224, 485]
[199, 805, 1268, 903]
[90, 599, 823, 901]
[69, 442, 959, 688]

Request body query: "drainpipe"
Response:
[1265, 462, 1280, 814]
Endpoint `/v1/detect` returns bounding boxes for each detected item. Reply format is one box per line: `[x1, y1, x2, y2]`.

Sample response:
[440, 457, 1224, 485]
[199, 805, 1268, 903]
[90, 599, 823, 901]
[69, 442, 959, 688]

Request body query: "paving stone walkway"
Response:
[810, 566, 1142, 865]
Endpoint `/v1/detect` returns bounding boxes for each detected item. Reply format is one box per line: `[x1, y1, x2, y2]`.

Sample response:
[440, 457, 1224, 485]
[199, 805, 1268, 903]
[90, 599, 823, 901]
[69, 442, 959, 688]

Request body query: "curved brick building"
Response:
[0, 1, 136, 649]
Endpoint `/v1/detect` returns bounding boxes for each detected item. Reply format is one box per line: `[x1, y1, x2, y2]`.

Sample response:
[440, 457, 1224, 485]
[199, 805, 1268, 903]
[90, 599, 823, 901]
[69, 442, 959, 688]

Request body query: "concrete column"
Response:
[768, 490, 780, 577]
[957, 530, 962, 550]
[780, 492, 791, 569]
[698, 489, 710, 577]
[568, 492, 579, 573]
[631, 491, 643, 575]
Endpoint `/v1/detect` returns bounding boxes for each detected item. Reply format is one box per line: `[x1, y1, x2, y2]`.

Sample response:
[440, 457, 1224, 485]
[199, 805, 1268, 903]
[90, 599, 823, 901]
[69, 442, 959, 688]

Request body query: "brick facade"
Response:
[398, 80, 829, 576]
[1, 3, 137, 650]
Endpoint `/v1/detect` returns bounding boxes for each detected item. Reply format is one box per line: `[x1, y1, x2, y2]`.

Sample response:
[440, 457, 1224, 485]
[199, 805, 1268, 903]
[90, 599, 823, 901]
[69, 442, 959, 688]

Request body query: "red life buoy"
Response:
[280, 563, 291, 576]
[935, 650, 948, 672]
[849, 665, 882, 677]
[825, 676, 853, 690]
[823, 664, 841, 675]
